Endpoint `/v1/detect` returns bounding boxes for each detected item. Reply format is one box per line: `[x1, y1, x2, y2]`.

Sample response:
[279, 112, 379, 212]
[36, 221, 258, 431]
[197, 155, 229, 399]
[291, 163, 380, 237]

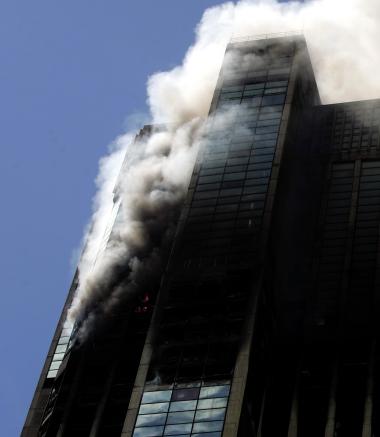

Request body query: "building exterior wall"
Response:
[23, 36, 380, 437]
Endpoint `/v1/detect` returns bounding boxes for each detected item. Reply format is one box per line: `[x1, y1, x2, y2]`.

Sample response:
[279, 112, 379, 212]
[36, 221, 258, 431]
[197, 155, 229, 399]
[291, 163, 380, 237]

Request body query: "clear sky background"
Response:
[0, 1, 230, 435]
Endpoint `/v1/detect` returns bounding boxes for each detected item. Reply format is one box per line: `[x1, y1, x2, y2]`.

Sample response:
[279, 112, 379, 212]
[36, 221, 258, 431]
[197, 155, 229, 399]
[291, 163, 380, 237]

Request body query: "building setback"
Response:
[23, 35, 380, 437]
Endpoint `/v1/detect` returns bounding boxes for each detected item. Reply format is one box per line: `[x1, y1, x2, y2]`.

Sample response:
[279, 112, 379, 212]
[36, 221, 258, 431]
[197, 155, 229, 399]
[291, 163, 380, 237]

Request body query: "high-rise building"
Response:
[23, 34, 380, 437]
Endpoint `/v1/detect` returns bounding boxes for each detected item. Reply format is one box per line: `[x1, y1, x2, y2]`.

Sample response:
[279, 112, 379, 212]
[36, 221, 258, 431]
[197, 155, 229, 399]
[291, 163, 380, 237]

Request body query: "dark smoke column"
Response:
[23, 35, 380, 437]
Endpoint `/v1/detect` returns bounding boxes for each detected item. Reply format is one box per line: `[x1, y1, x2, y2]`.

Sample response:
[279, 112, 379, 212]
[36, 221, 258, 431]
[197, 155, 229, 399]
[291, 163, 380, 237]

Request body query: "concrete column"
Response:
[222, 284, 260, 437]
[362, 341, 376, 437]
[256, 390, 266, 437]
[324, 359, 338, 437]
[89, 364, 116, 437]
[287, 365, 300, 437]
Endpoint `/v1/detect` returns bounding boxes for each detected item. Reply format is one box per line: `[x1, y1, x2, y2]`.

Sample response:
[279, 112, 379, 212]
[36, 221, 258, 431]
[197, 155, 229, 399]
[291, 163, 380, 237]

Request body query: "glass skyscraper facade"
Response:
[23, 35, 380, 437]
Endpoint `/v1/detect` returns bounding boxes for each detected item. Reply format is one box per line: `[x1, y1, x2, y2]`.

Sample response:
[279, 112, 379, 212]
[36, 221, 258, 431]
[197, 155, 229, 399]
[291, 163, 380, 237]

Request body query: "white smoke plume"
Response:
[68, 0, 380, 337]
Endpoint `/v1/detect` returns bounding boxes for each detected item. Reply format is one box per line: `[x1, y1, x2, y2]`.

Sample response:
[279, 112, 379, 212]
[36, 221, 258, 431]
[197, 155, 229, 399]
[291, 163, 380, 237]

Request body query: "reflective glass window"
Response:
[49, 361, 61, 370]
[264, 86, 287, 95]
[55, 345, 67, 354]
[254, 147, 275, 156]
[199, 385, 230, 399]
[61, 328, 72, 337]
[202, 160, 225, 169]
[254, 133, 278, 141]
[196, 183, 220, 193]
[166, 411, 195, 425]
[164, 424, 192, 435]
[243, 89, 263, 97]
[224, 165, 247, 174]
[245, 83, 265, 90]
[195, 408, 226, 422]
[219, 188, 242, 197]
[260, 104, 283, 113]
[223, 172, 246, 181]
[193, 191, 219, 200]
[52, 352, 65, 361]
[266, 80, 288, 88]
[255, 125, 279, 134]
[261, 94, 286, 106]
[169, 400, 197, 412]
[136, 414, 167, 427]
[259, 111, 282, 120]
[245, 177, 270, 187]
[141, 390, 172, 404]
[192, 433, 221, 437]
[256, 118, 281, 128]
[192, 421, 224, 433]
[229, 142, 252, 152]
[133, 426, 165, 437]
[140, 403, 170, 415]
[221, 85, 244, 93]
[250, 155, 274, 164]
[250, 96, 262, 107]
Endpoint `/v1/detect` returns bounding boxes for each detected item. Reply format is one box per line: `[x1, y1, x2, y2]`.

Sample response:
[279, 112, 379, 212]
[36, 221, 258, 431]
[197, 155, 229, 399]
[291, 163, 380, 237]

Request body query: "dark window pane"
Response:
[172, 388, 200, 402]
[223, 172, 246, 181]
[198, 174, 223, 184]
[261, 94, 286, 106]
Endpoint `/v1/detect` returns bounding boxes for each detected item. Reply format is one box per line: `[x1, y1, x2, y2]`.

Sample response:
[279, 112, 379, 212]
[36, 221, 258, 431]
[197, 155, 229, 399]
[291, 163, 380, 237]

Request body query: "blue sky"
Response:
[0, 1, 229, 435]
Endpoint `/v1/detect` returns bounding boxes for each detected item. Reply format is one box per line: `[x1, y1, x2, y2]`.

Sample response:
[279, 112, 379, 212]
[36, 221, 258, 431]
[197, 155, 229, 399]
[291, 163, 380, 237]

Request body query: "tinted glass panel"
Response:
[194, 408, 226, 422]
[166, 411, 195, 425]
[136, 414, 167, 427]
[140, 403, 170, 415]
[197, 398, 227, 410]
[192, 421, 224, 433]
[133, 426, 164, 437]
[142, 391, 172, 404]
[164, 424, 192, 435]
[172, 388, 200, 402]
[169, 401, 197, 412]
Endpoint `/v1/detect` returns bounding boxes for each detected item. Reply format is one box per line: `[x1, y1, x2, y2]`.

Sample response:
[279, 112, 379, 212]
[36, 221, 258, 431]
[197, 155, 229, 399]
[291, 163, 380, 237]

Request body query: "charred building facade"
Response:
[23, 35, 380, 437]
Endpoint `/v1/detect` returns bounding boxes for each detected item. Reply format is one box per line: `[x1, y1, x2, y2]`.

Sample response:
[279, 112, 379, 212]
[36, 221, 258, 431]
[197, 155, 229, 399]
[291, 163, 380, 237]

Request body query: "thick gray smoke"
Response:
[68, 0, 380, 337]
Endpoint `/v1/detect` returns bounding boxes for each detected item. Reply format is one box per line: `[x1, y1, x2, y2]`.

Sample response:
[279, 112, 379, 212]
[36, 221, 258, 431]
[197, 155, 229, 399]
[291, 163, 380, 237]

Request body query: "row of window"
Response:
[201, 147, 276, 167]
[222, 65, 291, 83]
[314, 163, 355, 319]
[218, 93, 286, 109]
[208, 103, 283, 127]
[46, 321, 73, 379]
[330, 106, 380, 150]
[198, 170, 271, 186]
[199, 161, 273, 178]
[200, 141, 277, 163]
[220, 80, 288, 100]
[134, 384, 230, 437]
[348, 161, 380, 308]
